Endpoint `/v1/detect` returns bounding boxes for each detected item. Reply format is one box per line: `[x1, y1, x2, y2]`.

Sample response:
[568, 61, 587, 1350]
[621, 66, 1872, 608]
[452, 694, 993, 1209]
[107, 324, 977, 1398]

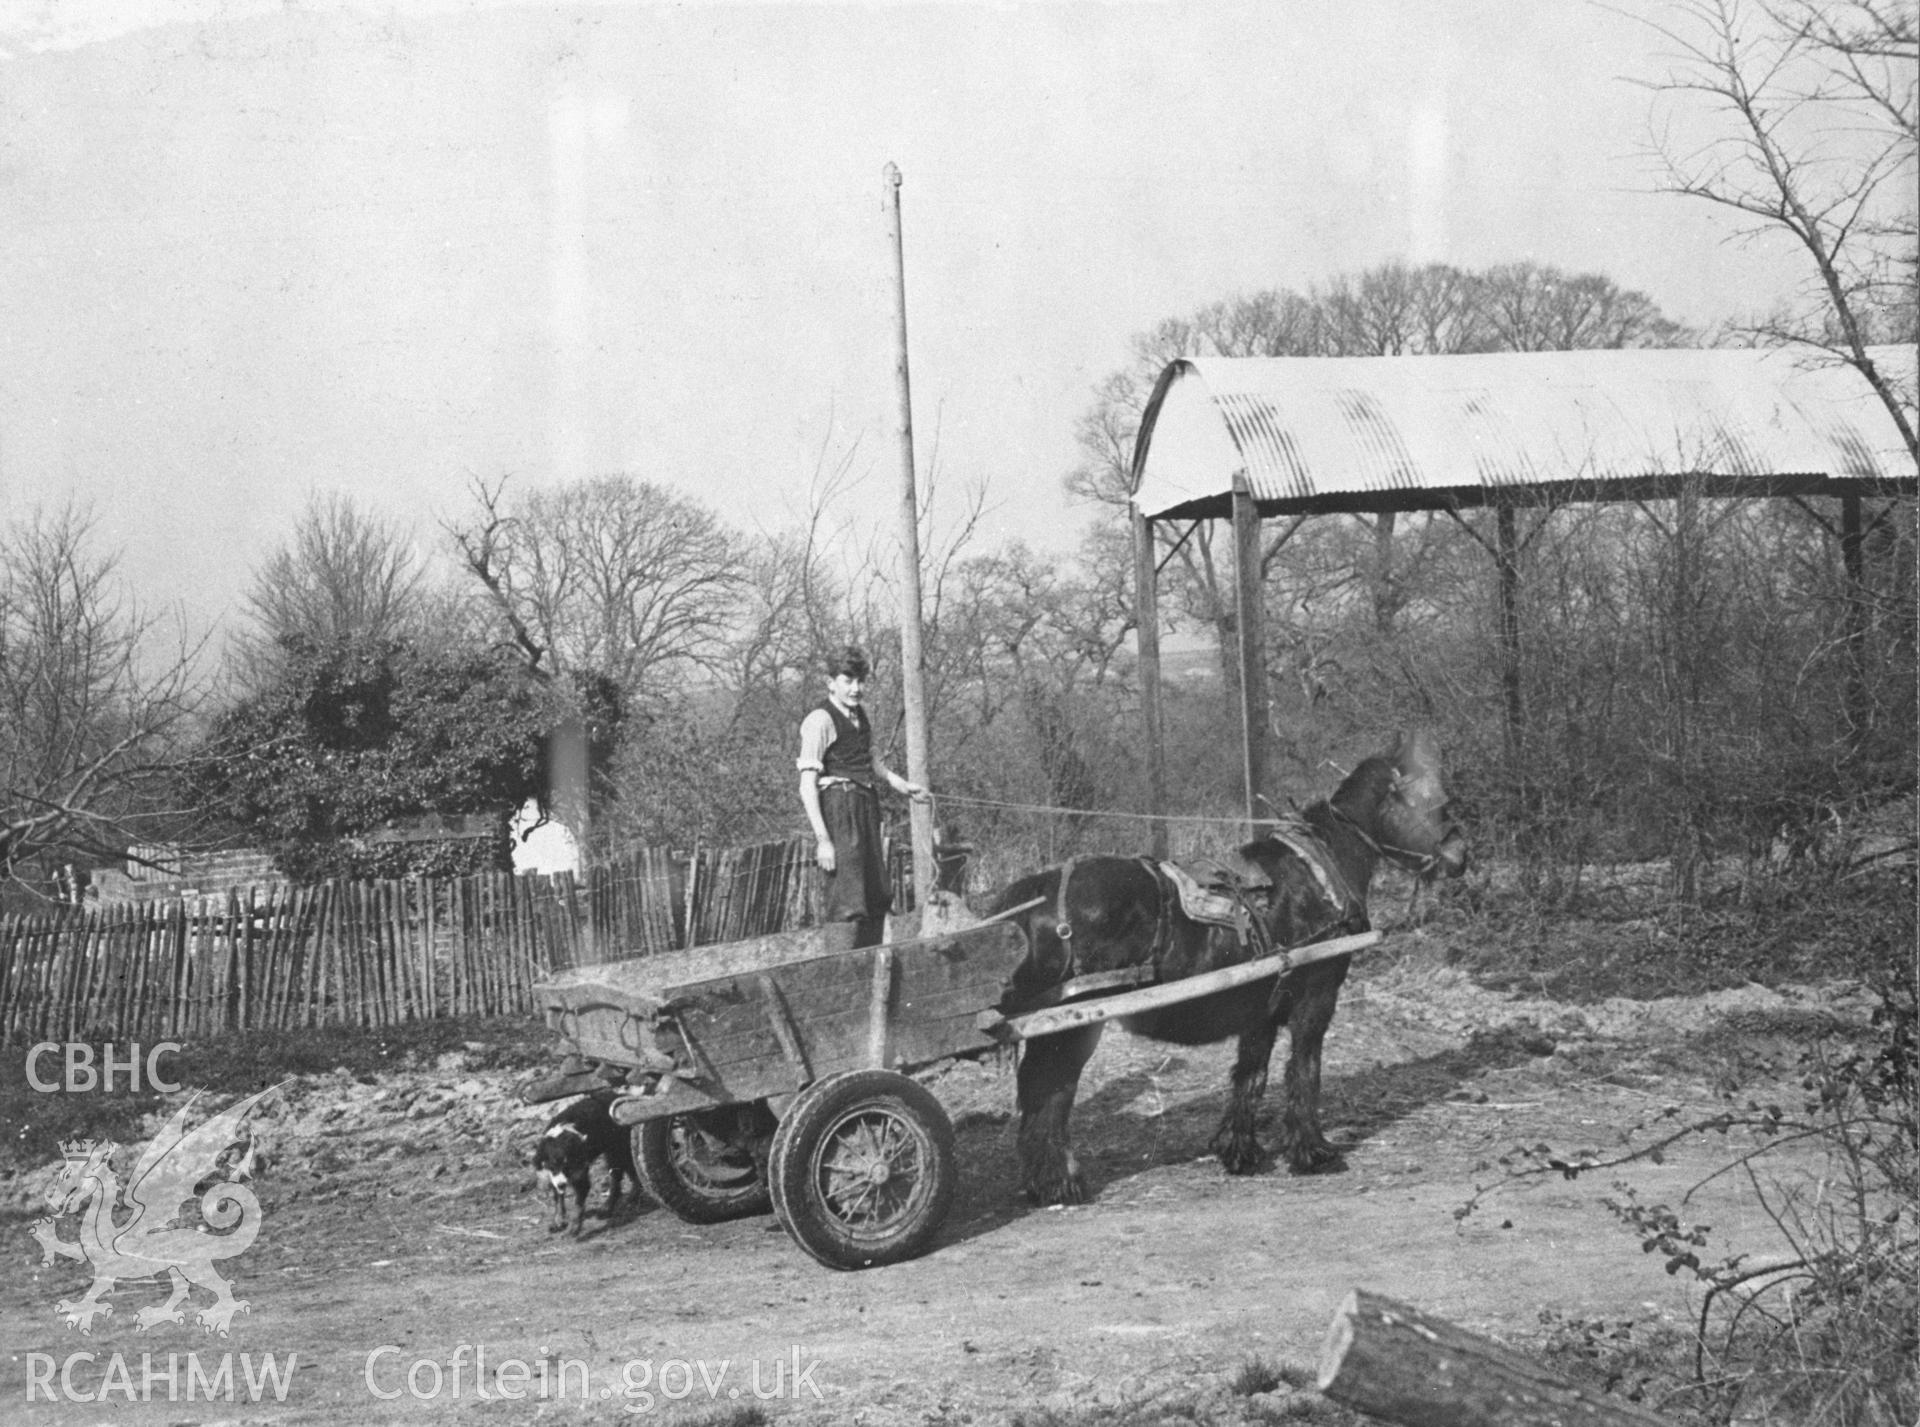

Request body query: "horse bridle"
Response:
[1324, 800, 1450, 879]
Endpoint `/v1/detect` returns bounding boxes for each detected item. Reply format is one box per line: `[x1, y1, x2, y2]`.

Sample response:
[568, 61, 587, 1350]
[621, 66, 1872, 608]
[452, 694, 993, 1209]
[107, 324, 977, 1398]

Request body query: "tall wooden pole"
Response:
[882, 163, 937, 919]
[1130, 505, 1169, 859]
[1231, 476, 1270, 828]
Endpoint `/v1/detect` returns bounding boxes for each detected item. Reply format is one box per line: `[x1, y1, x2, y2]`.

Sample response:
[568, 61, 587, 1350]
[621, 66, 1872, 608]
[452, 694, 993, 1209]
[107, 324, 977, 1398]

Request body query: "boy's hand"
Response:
[814, 836, 836, 873]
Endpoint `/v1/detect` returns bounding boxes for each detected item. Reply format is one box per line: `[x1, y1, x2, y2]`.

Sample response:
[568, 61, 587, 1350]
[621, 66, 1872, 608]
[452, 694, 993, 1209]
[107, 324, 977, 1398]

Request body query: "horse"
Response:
[989, 729, 1467, 1205]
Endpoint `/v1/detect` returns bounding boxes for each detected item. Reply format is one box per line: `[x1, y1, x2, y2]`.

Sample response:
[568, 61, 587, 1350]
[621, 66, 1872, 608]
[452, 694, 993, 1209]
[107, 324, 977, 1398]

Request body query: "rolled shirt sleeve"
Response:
[796, 707, 834, 773]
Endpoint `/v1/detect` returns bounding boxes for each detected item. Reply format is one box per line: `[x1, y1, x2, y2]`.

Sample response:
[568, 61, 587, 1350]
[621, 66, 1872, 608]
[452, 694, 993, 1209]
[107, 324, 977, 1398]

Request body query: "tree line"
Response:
[3, 1, 1912, 910]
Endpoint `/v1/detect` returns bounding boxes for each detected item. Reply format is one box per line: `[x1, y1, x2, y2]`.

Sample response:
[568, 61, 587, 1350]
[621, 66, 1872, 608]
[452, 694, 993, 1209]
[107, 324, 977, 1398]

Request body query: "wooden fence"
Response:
[0, 836, 818, 1045]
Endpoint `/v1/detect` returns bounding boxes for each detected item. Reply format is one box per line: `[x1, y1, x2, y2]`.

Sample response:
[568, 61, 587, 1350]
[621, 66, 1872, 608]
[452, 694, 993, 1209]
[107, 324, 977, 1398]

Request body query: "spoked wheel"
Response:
[768, 1069, 956, 1270]
[634, 1103, 775, 1224]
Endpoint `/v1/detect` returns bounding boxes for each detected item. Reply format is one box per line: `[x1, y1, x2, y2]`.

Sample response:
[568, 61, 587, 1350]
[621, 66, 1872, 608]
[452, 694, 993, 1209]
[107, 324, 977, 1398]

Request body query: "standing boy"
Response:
[797, 646, 929, 948]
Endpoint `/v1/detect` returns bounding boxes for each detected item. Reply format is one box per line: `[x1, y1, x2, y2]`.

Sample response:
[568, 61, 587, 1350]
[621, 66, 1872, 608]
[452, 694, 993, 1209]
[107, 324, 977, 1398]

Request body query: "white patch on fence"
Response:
[511, 800, 581, 878]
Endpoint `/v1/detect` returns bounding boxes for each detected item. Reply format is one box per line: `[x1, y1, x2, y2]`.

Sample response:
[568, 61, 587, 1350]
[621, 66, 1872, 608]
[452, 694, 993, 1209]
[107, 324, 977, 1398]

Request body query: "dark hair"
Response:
[827, 645, 871, 679]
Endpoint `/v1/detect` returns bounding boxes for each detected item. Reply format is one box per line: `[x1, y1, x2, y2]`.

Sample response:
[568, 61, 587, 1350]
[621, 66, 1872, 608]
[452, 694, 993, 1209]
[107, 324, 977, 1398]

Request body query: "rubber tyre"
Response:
[767, 1069, 956, 1270]
[633, 1105, 774, 1224]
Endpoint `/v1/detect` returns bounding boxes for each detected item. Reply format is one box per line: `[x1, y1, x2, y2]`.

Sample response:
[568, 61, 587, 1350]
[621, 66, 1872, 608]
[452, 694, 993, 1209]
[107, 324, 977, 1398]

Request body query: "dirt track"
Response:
[4, 940, 1863, 1425]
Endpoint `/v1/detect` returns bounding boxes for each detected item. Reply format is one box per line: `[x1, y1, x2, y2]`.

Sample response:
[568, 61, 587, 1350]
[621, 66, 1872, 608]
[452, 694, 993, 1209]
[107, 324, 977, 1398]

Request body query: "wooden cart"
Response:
[526, 906, 1378, 1270]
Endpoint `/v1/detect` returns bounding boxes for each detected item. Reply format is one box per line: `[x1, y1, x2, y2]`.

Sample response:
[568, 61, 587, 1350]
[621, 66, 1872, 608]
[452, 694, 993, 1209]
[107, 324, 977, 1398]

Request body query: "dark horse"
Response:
[990, 729, 1467, 1205]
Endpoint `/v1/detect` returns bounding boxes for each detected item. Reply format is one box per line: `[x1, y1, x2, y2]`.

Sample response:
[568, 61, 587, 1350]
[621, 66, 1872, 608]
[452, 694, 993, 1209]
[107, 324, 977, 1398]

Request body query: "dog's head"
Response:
[531, 1122, 591, 1191]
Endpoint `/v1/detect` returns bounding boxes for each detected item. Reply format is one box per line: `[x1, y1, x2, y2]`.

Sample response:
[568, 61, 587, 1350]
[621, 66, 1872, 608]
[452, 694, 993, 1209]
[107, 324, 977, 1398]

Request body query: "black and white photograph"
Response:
[1, 2, 1914, 1423]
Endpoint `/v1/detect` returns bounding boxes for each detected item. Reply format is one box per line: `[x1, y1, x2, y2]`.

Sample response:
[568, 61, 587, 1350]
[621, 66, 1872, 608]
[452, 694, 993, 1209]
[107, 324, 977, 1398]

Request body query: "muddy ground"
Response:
[0, 920, 1884, 1427]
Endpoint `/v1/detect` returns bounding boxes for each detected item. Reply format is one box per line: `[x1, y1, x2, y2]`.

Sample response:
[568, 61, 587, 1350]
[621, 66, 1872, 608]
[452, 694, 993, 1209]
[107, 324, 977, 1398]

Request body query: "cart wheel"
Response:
[768, 1069, 956, 1270]
[634, 1104, 774, 1224]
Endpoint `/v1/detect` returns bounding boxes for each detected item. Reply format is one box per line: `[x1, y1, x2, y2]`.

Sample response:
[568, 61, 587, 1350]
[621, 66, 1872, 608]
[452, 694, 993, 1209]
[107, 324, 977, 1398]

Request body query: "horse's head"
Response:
[1332, 728, 1467, 881]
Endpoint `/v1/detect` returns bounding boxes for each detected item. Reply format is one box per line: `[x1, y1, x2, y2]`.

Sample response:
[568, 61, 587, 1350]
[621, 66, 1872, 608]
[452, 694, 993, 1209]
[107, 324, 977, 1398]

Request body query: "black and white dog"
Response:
[532, 1090, 636, 1237]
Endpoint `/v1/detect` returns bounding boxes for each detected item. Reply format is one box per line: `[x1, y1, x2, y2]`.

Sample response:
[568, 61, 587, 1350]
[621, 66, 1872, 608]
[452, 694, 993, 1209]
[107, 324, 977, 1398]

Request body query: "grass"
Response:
[1376, 860, 1912, 1003]
[1227, 1356, 1283, 1397]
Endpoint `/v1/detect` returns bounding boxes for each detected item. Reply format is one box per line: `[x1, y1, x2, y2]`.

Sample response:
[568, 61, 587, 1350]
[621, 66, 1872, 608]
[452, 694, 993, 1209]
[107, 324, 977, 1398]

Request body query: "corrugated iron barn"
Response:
[1124, 345, 1919, 848]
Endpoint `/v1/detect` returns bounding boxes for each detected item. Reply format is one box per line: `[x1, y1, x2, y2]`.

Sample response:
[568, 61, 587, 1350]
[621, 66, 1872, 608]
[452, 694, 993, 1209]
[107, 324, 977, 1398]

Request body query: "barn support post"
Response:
[882, 162, 938, 921]
[1496, 504, 1526, 760]
[1131, 506, 1169, 859]
[1231, 476, 1270, 828]
[1840, 493, 1868, 750]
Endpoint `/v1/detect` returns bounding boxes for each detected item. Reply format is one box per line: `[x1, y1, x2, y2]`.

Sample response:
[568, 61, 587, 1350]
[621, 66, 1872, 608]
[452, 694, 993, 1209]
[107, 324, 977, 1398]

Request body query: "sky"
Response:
[0, 0, 1825, 647]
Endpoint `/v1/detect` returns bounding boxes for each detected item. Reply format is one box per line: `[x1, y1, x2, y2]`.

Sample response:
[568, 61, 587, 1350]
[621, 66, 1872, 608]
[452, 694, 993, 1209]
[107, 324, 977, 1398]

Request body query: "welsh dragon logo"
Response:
[30, 1085, 282, 1336]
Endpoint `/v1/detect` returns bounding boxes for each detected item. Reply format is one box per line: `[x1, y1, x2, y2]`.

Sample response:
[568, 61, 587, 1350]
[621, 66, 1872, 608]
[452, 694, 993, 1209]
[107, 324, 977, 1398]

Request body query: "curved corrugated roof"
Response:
[1130, 346, 1918, 519]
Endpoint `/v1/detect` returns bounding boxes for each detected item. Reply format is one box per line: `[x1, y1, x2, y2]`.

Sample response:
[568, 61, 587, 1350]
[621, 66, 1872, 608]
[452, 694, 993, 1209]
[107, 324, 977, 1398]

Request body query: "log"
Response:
[1317, 1288, 1668, 1427]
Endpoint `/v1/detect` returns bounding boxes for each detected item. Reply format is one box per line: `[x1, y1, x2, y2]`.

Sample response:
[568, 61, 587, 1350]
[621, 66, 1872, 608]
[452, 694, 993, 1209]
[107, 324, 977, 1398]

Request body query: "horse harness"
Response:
[1044, 855, 1174, 992]
[1324, 800, 1447, 880]
[1045, 843, 1335, 987]
[1262, 817, 1366, 930]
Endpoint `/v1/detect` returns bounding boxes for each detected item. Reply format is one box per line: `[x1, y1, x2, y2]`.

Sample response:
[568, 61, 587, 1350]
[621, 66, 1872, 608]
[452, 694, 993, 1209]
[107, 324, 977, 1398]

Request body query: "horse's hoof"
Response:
[1218, 1140, 1269, 1175]
[1209, 1123, 1269, 1175]
[1022, 1175, 1086, 1206]
[1021, 1163, 1088, 1206]
[1286, 1143, 1346, 1175]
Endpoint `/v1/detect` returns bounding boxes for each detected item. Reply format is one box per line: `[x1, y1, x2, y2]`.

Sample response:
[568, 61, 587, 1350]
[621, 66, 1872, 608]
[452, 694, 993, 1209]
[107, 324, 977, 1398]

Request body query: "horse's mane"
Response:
[1289, 755, 1395, 838]
[1330, 754, 1397, 812]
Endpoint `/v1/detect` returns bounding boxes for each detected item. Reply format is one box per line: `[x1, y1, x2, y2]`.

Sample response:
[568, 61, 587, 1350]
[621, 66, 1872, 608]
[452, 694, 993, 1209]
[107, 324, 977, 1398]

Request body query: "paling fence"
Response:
[0, 836, 817, 1045]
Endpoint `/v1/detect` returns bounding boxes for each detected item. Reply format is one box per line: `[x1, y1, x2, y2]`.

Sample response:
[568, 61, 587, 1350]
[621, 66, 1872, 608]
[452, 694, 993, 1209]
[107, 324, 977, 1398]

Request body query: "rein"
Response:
[1324, 801, 1441, 879]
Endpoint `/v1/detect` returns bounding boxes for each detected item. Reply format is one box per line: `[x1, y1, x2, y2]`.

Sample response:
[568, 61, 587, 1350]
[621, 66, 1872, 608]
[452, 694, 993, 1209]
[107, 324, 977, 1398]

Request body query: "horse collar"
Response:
[1052, 856, 1081, 977]
[1268, 817, 1363, 923]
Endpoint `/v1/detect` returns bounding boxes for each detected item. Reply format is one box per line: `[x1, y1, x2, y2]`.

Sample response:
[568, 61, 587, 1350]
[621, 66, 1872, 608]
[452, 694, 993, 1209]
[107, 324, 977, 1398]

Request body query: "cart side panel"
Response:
[538, 918, 1031, 1099]
[651, 977, 1019, 1084]
[652, 920, 1030, 1081]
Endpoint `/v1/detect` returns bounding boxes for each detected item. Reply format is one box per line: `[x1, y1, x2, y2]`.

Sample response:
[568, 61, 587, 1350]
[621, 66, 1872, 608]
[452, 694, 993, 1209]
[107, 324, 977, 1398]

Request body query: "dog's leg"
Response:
[567, 1173, 589, 1237]
[1015, 1023, 1104, 1205]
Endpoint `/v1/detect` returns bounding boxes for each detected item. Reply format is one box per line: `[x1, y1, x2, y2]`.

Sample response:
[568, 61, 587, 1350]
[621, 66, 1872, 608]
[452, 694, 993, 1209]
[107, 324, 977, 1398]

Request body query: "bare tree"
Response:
[1635, 0, 1918, 455]
[448, 475, 743, 699]
[1471, 262, 1686, 351]
[0, 505, 206, 890]
[1066, 291, 1326, 512]
[233, 492, 429, 685]
[1316, 261, 1495, 356]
